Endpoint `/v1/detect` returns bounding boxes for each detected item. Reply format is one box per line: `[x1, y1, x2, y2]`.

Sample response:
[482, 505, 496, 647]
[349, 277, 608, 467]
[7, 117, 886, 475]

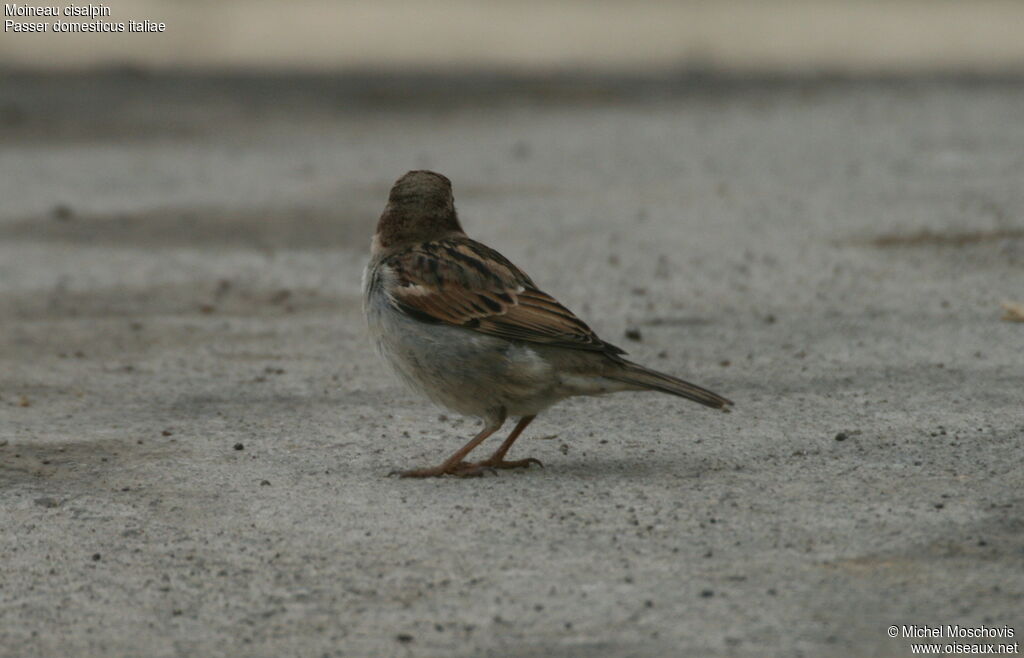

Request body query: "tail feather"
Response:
[609, 362, 733, 410]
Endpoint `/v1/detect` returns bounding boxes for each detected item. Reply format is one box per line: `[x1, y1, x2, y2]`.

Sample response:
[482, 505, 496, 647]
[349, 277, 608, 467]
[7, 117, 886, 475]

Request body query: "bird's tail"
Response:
[608, 361, 733, 410]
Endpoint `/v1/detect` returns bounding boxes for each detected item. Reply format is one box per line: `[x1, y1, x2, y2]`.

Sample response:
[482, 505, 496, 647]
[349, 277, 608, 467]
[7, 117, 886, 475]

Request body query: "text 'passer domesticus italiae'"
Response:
[363, 171, 732, 478]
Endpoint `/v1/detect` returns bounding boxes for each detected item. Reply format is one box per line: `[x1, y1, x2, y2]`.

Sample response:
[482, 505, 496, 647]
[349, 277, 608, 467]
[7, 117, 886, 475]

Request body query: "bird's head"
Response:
[373, 170, 464, 253]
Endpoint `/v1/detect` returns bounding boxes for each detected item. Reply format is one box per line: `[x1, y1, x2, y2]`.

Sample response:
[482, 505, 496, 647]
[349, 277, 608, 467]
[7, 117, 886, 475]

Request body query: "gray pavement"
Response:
[1, 73, 1022, 657]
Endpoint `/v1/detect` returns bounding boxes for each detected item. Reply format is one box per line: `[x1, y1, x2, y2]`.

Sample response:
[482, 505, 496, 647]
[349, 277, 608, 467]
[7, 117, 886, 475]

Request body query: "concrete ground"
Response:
[0, 73, 1022, 657]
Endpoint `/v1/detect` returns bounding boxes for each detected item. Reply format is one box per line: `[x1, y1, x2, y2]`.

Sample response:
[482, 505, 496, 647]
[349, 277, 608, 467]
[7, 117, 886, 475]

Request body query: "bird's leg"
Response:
[393, 413, 506, 478]
[471, 415, 543, 470]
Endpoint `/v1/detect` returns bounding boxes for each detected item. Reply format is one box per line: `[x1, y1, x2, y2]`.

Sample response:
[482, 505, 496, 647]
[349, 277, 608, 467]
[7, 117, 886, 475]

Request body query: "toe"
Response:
[391, 461, 496, 478]
[478, 457, 543, 470]
[450, 462, 494, 477]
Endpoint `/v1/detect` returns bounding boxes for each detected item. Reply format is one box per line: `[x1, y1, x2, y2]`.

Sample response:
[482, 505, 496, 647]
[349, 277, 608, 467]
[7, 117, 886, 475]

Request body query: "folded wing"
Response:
[383, 237, 625, 356]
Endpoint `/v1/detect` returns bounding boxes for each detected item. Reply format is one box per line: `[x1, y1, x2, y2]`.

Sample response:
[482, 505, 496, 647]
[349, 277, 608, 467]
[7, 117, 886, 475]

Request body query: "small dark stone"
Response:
[216, 279, 232, 295]
[233, 443, 245, 451]
[934, 503, 945, 509]
[834, 432, 848, 441]
[700, 589, 714, 598]
[161, 430, 173, 437]
[395, 634, 413, 643]
[51, 204, 74, 221]
[260, 480, 271, 486]
[92, 553, 101, 561]
[624, 328, 643, 342]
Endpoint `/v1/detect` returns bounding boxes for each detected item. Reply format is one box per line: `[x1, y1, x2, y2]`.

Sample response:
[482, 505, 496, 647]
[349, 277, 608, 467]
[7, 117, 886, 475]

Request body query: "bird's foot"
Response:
[389, 456, 541, 477]
[389, 461, 496, 478]
[472, 456, 544, 470]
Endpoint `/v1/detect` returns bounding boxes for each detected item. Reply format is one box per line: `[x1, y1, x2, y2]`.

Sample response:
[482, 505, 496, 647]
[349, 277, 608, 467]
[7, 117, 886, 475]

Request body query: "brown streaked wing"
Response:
[385, 238, 625, 355]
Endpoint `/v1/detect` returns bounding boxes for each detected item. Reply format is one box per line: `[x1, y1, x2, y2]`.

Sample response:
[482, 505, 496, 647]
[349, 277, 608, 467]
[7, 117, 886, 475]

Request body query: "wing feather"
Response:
[382, 237, 625, 355]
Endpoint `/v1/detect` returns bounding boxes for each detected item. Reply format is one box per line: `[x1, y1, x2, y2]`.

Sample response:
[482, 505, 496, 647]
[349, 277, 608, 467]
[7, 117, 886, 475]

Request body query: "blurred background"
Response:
[3, 0, 1024, 74]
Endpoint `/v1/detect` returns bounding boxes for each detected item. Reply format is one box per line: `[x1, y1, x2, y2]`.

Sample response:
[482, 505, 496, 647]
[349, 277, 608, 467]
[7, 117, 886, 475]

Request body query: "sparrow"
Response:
[363, 170, 732, 477]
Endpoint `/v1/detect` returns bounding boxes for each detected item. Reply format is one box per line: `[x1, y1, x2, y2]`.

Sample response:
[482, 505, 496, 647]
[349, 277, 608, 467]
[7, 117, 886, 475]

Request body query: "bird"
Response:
[363, 170, 732, 477]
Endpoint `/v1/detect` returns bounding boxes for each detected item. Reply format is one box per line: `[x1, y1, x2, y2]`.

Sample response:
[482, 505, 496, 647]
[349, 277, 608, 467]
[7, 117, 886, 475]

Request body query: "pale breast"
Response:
[363, 263, 565, 419]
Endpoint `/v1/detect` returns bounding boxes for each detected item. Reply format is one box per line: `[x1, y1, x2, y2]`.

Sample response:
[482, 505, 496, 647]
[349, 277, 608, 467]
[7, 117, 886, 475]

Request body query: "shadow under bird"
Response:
[363, 170, 732, 477]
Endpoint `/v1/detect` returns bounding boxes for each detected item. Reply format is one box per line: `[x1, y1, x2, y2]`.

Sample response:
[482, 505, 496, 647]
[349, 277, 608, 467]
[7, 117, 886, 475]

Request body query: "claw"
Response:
[474, 456, 544, 470]
[390, 460, 495, 478]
